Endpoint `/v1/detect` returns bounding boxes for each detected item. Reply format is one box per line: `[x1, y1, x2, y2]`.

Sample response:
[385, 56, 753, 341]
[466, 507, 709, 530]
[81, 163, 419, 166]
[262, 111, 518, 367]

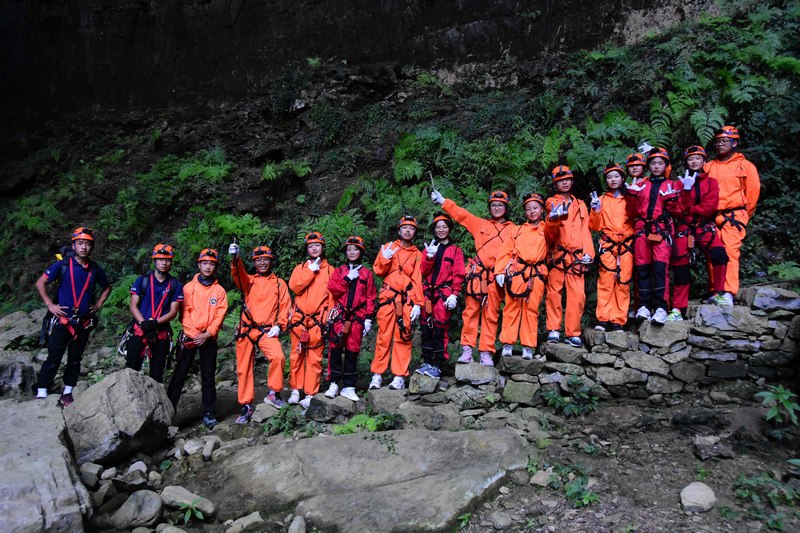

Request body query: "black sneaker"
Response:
[203, 413, 218, 429]
[58, 393, 74, 408]
[608, 323, 624, 332]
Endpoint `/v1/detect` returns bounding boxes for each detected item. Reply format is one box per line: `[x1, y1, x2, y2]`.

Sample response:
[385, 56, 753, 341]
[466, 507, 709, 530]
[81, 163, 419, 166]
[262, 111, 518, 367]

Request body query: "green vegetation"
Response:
[332, 411, 404, 435]
[541, 462, 601, 508]
[176, 498, 205, 525]
[733, 472, 800, 530]
[756, 385, 800, 426]
[263, 405, 322, 437]
[542, 376, 600, 417]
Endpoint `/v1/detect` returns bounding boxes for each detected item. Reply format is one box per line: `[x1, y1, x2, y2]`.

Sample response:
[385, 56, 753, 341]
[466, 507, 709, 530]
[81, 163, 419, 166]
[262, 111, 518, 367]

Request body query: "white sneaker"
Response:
[287, 389, 301, 404]
[635, 306, 651, 321]
[299, 396, 312, 410]
[36, 388, 48, 399]
[714, 292, 734, 306]
[369, 374, 382, 390]
[652, 308, 668, 325]
[340, 387, 359, 402]
[324, 383, 339, 398]
[388, 376, 405, 390]
[501, 344, 513, 357]
[547, 330, 560, 343]
[521, 347, 534, 360]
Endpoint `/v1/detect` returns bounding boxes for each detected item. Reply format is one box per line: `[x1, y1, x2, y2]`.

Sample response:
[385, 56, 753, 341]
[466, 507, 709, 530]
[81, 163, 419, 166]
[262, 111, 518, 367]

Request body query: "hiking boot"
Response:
[369, 374, 383, 390]
[287, 389, 301, 405]
[594, 321, 608, 331]
[608, 323, 624, 332]
[666, 309, 684, 321]
[635, 306, 651, 321]
[479, 351, 494, 367]
[340, 387, 359, 402]
[388, 376, 405, 390]
[415, 363, 432, 375]
[235, 404, 253, 424]
[501, 344, 513, 357]
[324, 383, 339, 398]
[264, 391, 286, 409]
[457, 346, 473, 364]
[564, 336, 583, 348]
[202, 413, 218, 429]
[58, 392, 74, 408]
[713, 292, 734, 306]
[521, 347, 534, 360]
[651, 308, 668, 325]
[422, 365, 441, 378]
[299, 396, 312, 410]
[547, 330, 560, 343]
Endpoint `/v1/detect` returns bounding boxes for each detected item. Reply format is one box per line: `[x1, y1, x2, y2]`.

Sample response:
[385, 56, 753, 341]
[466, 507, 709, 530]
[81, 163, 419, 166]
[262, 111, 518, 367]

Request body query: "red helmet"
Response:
[152, 244, 174, 259]
[397, 215, 418, 228]
[343, 235, 366, 252]
[304, 231, 325, 246]
[522, 193, 545, 207]
[683, 145, 708, 160]
[550, 165, 574, 183]
[71, 227, 94, 242]
[646, 147, 670, 164]
[603, 163, 625, 178]
[197, 248, 219, 263]
[715, 125, 740, 140]
[252, 246, 274, 260]
[626, 153, 646, 167]
[487, 190, 510, 205]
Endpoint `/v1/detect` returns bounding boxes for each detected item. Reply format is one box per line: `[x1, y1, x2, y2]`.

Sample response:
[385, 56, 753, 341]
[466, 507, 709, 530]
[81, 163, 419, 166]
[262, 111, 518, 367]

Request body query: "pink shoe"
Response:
[479, 351, 494, 366]
[458, 346, 473, 364]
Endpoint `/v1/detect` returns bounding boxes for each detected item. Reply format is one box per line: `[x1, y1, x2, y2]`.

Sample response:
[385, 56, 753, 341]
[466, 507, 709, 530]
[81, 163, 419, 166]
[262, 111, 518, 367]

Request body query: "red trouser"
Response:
[634, 229, 672, 311]
[421, 296, 454, 368]
[328, 317, 366, 353]
[460, 278, 503, 353]
[372, 298, 413, 377]
[596, 244, 633, 326]
[546, 256, 586, 338]
[670, 225, 691, 311]
[289, 315, 325, 396]
[235, 328, 285, 405]
[500, 277, 545, 347]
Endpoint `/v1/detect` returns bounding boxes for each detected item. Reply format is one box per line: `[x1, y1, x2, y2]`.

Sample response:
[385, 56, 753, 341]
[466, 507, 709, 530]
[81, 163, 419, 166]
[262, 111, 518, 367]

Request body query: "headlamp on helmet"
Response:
[550, 165, 574, 183]
[197, 248, 219, 263]
[152, 244, 174, 259]
[72, 227, 94, 242]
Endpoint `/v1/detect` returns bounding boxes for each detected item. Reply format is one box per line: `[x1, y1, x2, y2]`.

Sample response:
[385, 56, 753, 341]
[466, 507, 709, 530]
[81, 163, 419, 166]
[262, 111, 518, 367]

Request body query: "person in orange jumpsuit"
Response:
[370, 215, 424, 390]
[589, 163, 635, 331]
[495, 193, 557, 361]
[545, 165, 595, 348]
[326, 236, 377, 402]
[703, 125, 760, 303]
[288, 231, 334, 409]
[431, 189, 516, 366]
[167, 248, 228, 428]
[229, 243, 292, 423]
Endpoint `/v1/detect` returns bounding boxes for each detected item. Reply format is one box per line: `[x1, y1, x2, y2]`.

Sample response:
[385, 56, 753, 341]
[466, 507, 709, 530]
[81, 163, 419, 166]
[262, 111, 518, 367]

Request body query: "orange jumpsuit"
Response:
[232, 257, 292, 404]
[495, 221, 556, 347]
[589, 191, 635, 326]
[545, 195, 595, 337]
[704, 152, 760, 295]
[372, 241, 424, 377]
[288, 259, 334, 396]
[442, 199, 516, 352]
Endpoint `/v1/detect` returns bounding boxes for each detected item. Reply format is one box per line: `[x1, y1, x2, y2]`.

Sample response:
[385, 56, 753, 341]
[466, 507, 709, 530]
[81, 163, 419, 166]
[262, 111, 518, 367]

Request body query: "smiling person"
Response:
[35, 227, 111, 407]
[125, 243, 184, 383]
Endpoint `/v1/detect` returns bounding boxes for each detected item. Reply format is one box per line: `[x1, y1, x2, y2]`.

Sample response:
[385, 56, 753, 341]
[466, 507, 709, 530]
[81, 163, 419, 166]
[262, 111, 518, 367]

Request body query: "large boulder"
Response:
[590, 367, 648, 387]
[693, 305, 768, 336]
[189, 428, 528, 532]
[305, 394, 363, 423]
[108, 489, 163, 529]
[64, 368, 174, 465]
[398, 402, 461, 430]
[0, 311, 41, 350]
[0, 398, 92, 532]
[454, 362, 498, 385]
[637, 320, 690, 348]
[747, 287, 800, 312]
[622, 351, 670, 375]
[0, 361, 36, 397]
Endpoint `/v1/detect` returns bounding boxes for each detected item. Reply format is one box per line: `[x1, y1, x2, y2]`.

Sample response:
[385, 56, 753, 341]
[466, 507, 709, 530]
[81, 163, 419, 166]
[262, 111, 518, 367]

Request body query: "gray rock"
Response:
[112, 470, 148, 493]
[638, 320, 690, 348]
[0, 310, 41, 350]
[707, 362, 747, 379]
[772, 321, 789, 340]
[671, 362, 706, 383]
[161, 485, 216, 516]
[212, 438, 251, 462]
[502, 381, 540, 406]
[673, 408, 717, 426]
[398, 402, 461, 430]
[455, 362, 498, 385]
[780, 336, 797, 354]
[65, 368, 174, 465]
[582, 328, 606, 348]
[251, 403, 278, 423]
[540, 342, 586, 364]
[542, 361, 583, 375]
[419, 392, 448, 404]
[690, 351, 739, 362]
[127, 460, 147, 475]
[0, 362, 36, 398]
[687, 335, 724, 350]
[288, 514, 306, 533]
[202, 436, 222, 462]
[680, 482, 716, 512]
[305, 394, 362, 423]
[725, 339, 762, 352]
[110, 489, 163, 529]
[538, 372, 564, 384]
[367, 388, 408, 414]
[409, 373, 439, 394]
[622, 351, 669, 375]
[226, 511, 265, 533]
[445, 385, 498, 409]
[592, 367, 648, 386]
[604, 330, 635, 350]
[693, 436, 734, 461]
[80, 462, 103, 489]
[101, 467, 117, 480]
[646, 376, 683, 394]
[509, 373, 538, 383]
[790, 315, 800, 339]
[583, 352, 617, 365]
[91, 480, 116, 507]
[490, 510, 513, 529]
[183, 438, 205, 456]
[750, 287, 800, 312]
[497, 356, 544, 375]
[749, 351, 794, 367]
[710, 380, 758, 401]
[663, 345, 692, 364]
[693, 305, 768, 336]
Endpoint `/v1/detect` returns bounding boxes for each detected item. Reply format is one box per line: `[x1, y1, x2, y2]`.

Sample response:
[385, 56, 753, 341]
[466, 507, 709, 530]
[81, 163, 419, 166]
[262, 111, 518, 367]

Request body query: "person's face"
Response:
[398, 224, 416, 241]
[198, 260, 217, 277]
[489, 201, 507, 219]
[714, 137, 736, 158]
[254, 256, 272, 274]
[627, 164, 644, 178]
[685, 155, 705, 172]
[307, 242, 323, 259]
[154, 258, 172, 273]
[524, 201, 543, 223]
[346, 245, 362, 263]
[649, 157, 666, 177]
[555, 178, 573, 193]
[434, 221, 450, 241]
[72, 239, 93, 258]
[605, 171, 623, 190]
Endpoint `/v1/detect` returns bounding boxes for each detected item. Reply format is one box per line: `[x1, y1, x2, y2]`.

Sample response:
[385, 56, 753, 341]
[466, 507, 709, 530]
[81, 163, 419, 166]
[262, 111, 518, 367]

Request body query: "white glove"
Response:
[589, 191, 601, 211]
[381, 244, 397, 260]
[680, 170, 697, 190]
[638, 142, 654, 154]
[444, 294, 458, 310]
[363, 319, 372, 336]
[346, 265, 361, 280]
[580, 254, 593, 264]
[659, 182, 678, 196]
[626, 180, 645, 192]
[410, 305, 421, 322]
[267, 325, 281, 338]
[548, 202, 564, 221]
[431, 189, 445, 205]
[308, 257, 321, 272]
[425, 239, 440, 258]
[228, 243, 239, 256]
[496, 274, 506, 287]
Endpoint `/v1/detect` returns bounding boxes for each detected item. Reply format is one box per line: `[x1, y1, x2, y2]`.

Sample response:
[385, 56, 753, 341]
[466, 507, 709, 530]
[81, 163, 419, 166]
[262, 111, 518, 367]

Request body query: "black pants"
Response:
[125, 334, 171, 383]
[167, 339, 218, 416]
[37, 322, 90, 389]
[328, 346, 358, 388]
[421, 321, 447, 369]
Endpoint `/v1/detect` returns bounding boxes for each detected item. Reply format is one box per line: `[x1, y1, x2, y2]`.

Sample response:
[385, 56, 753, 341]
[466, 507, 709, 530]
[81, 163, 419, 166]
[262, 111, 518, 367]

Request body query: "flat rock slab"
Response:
[189, 428, 528, 532]
[455, 362, 498, 385]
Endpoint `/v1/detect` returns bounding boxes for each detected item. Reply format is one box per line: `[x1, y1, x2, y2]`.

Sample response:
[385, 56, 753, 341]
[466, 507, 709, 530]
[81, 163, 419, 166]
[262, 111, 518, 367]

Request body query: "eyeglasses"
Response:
[714, 139, 732, 145]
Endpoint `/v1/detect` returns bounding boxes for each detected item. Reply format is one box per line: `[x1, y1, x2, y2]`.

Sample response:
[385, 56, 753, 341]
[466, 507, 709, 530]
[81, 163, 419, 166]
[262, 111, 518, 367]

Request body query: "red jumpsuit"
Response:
[421, 242, 465, 368]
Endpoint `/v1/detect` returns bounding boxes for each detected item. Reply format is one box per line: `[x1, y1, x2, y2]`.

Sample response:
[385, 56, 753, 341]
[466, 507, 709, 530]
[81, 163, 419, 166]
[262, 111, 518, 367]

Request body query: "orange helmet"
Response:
[398, 215, 418, 228]
[626, 153, 646, 167]
[197, 248, 219, 263]
[603, 163, 625, 178]
[252, 246, 274, 260]
[343, 235, 366, 252]
[152, 244, 174, 259]
[304, 231, 325, 246]
[432, 213, 454, 230]
[550, 165, 574, 183]
[487, 190, 510, 205]
[715, 125, 740, 140]
[646, 147, 670, 164]
[683, 145, 708, 160]
[522, 193, 545, 207]
[71, 227, 94, 242]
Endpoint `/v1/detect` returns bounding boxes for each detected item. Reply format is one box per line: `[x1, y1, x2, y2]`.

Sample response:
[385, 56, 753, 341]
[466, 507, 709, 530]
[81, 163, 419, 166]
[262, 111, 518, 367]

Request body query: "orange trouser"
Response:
[460, 281, 503, 352]
[289, 319, 324, 396]
[499, 278, 545, 348]
[715, 211, 748, 295]
[235, 329, 285, 405]
[596, 250, 633, 326]
[546, 263, 586, 338]
[372, 299, 413, 377]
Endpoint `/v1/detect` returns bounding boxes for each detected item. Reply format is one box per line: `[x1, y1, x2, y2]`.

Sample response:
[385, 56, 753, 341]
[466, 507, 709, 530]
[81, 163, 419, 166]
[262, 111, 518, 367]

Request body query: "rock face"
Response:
[189, 428, 528, 531]
[64, 368, 174, 465]
[0, 398, 92, 532]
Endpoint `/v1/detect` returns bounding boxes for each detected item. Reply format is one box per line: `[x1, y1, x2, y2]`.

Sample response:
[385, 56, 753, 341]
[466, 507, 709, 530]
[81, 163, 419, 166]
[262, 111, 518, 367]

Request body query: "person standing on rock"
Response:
[415, 213, 465, 378]
[35, 227, 111, 407]
[495, 194, 557, 362]
[704, 125, 760, 304]
[589, 164, 635, 332]
[431, 188, 516, 366]
[125, 244, 184, 383]
[545, 165, 595, 348]
[325, 236, 376, 401]
[231, 243, 292, 421]
[167, 248, 228, 429]
[370, 216, 424, 390]
[287, 231, 334, 409]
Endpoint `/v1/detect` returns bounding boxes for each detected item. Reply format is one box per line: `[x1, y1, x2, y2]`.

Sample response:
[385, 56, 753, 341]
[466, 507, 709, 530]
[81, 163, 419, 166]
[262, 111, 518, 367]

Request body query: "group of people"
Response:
[33, 125, 759, 428]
